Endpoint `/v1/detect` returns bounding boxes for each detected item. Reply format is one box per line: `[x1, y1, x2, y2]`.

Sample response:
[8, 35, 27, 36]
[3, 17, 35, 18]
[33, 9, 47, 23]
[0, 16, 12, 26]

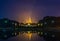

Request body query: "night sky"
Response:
[0, 0, 60, 41]
[0, 0, 60, 23]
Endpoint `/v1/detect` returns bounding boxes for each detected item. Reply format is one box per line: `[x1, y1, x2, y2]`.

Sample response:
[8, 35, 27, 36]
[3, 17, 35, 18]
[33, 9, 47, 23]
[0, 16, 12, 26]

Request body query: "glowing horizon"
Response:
[25, 16, 32, 24]
[17, 10, 38, 23]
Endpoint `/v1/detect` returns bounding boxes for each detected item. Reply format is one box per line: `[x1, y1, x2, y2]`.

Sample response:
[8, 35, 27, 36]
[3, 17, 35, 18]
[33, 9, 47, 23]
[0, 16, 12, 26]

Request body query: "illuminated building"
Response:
[27, 16, 32, 24]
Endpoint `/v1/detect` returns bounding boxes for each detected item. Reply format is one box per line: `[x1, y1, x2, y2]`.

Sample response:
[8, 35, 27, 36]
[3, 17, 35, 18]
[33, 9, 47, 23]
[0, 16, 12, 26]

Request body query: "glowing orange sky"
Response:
[25, 16, 32, 23]
[17, 11, 37, 23]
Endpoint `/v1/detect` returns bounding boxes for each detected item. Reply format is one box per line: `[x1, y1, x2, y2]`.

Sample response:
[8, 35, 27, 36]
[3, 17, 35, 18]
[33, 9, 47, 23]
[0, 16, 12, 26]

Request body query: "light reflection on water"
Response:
[17, 32, 45, 41]
[0, 32, 45, 41]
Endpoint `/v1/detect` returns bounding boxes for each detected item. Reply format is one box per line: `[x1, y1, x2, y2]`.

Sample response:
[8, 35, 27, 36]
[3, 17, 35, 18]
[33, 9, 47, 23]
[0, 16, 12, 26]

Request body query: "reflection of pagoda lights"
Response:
[22, 31, 32, 40]
[27, 31, 32, 40]
[28, 33, 32, 40]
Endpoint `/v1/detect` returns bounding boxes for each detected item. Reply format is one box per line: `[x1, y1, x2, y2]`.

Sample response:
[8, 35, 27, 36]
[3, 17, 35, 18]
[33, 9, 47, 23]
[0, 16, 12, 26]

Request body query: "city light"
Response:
[22, 31, 32, 40]
[41, 23, 43, 26]
[38, 24, 40, 26]
[26, 16, 32, 24]
[52, 20, 55, 23]
[27, 23, 30, 26]
[15, 33, 17, 35]
[4, 20, 8, 23]
[41, 32, 43, 35]
[27, 31, 32, 40]
[15, 23, 17, 26]
[24, 16, 33, 26]
[38, 32, 40, 34]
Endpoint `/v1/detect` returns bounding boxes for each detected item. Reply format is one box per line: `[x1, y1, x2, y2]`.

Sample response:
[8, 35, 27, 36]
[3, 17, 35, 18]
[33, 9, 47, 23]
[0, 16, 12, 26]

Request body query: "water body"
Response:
[0, 33, 45, 41]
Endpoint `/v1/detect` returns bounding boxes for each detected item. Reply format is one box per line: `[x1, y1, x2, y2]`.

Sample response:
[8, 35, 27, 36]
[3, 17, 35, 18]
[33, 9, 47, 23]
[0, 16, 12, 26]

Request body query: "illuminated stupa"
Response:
[25, 16, 32, 24]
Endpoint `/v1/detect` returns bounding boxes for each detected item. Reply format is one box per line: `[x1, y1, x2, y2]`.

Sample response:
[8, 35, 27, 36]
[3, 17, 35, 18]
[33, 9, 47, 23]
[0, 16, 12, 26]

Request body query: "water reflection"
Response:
[18, 32, 45, 41]
[19, 32, 32, 41]
[0, 32, 45, 41]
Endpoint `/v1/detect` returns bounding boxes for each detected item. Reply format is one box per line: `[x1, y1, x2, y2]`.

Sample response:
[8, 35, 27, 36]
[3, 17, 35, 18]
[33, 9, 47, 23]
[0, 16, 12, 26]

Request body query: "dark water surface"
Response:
[0, 33, 45, 41]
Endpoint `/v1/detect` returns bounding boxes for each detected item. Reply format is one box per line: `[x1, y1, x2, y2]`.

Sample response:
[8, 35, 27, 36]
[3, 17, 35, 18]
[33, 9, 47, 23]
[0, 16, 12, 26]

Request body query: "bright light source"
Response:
[28, 23, 30, 26]
[4, 20, 8, 23]
[41, 32, 43, 35]
[52, 20, 54, 23]
[27, 31, 32, 40]
[15, 23, 17, 26]
[25, 16, 32, 24]
[22, 31, 32, 40]
[27, 31, 31, 34]
[41, 23, 43, 26]
[38, 24, 40, 26]
[15, 33, 17, 35]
